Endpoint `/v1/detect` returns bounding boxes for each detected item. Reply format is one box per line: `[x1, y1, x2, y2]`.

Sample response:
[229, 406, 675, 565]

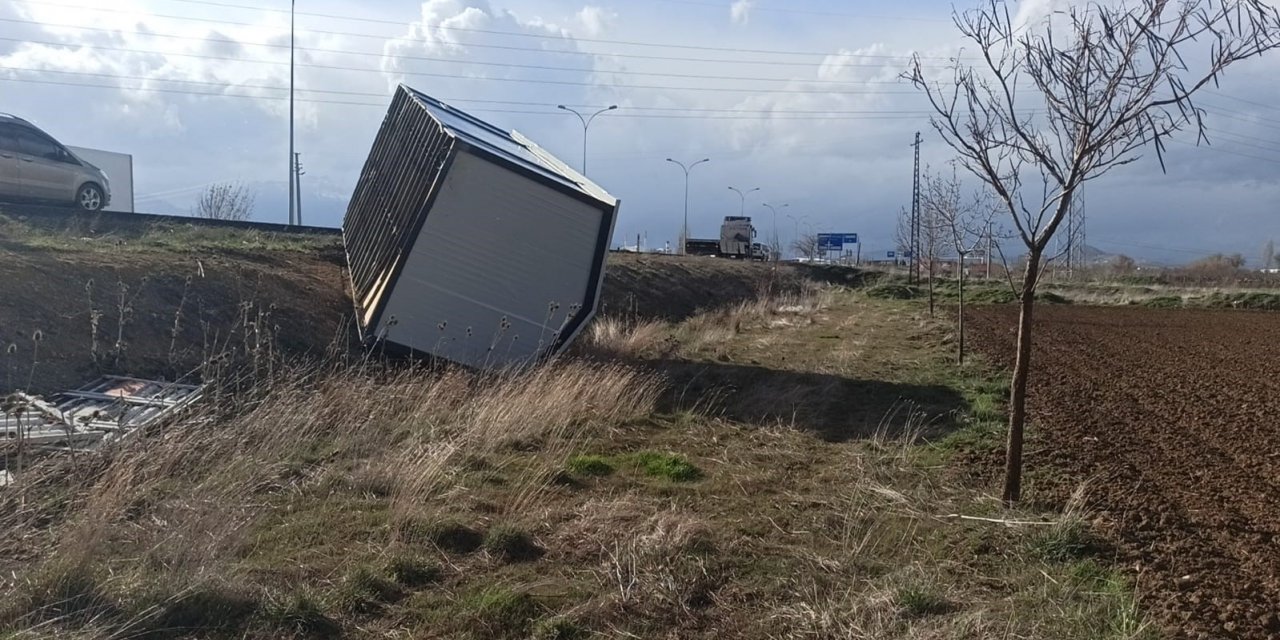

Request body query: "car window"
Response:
[14, 129, 63, 160]
[0, 124, 18, 154]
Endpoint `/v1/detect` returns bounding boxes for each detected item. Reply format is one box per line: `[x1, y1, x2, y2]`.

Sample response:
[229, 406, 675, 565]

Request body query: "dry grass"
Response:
[0, 283, 1156, 639]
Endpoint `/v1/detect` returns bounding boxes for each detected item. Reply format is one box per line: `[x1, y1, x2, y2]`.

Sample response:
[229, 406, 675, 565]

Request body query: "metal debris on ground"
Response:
[2, 375, 203, 451]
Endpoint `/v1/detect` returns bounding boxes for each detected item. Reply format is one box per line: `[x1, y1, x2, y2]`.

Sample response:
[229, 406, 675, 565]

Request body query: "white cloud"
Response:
[574, 5, 616, 37]
[730, 0, 754, 25]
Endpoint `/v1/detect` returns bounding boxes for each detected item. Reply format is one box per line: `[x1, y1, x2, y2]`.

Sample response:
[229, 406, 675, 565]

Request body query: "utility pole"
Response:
[762, 202, 787, 261]
[288, 0, 296, 226]
[667, 157, 710, 255]
[294, 152, 305, 226]
[986, 221, 993, 280]
[911, 132, 922, 284]
[557, 105, 617, 175]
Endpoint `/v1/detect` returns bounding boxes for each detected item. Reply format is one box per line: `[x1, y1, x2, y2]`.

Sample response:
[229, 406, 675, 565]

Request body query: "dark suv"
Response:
[0, 113, 111, 211]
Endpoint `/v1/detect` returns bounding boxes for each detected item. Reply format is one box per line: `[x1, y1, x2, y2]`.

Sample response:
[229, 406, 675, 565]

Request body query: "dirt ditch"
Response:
[969, 305, 1280, 640]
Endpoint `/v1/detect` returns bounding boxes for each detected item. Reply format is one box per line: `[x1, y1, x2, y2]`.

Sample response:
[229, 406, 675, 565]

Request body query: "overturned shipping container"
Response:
[342, 86, 620, 369]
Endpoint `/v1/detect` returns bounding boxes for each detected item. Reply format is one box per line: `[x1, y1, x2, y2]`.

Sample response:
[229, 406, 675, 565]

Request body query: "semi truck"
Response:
[684, 216, 770, 260]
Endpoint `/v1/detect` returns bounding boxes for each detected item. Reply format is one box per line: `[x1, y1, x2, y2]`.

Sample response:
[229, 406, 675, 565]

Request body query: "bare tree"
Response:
[1111, 254, 1138, 276]
[907, 0, 1280, 504]
[924, 167, 997, 364]
[194, 182, 256, 221]
[792, 233, 821, 261]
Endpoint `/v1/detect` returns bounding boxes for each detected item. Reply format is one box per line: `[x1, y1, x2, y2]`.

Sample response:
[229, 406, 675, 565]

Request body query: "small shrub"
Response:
[865, 284, 920, 300]
[566, 454, 615, 477]
[259, 588, 340, 638]
[484, 524, 545, 562]
[336, 565, 404, 613]
[1029, 520, 1107, 562]
[1036, 292, 1071, 305]
[385, 554, 440, 588]
[895, 585, 953, 618]
[396, 517, 483, 553]
[627, 451, 703, 482]
[968, 288, 1017, 304]
[1143, 295, 1183, 309]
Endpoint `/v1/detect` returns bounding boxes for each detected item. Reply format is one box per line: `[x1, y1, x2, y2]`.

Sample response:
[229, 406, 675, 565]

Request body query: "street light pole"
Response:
[288, 0, 295, 226]
[762, 202, 788, 261]
[666, 157, 710, 256]
[557, 104, 617, 175]
[727, 186, 760, 217]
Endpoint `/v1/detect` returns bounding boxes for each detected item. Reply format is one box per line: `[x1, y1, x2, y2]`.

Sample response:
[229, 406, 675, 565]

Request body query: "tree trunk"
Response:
[1003, 248, 1041, 505]
[927, 259, 936, 318]
[957, 257, 965, 365]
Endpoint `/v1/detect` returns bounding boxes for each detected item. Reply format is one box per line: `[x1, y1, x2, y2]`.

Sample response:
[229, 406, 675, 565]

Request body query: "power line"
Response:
[0, 21, 930, 84]
[642, 0, 948, 21]
[18, 0, 952, 60]
[0, 66, 956, 115]
[0, 75, 942, 120]
[0, 37, 929, 95]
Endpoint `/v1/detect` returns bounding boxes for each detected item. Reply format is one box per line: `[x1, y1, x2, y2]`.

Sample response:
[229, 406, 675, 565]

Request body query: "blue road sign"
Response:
[817, 233, 858, 251]
[887, 250, 896, 258]
[903, 251, 914, 258]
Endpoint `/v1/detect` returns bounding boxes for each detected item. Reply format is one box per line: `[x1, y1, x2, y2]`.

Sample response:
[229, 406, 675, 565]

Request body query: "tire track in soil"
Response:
[968, 305, 1280, 640]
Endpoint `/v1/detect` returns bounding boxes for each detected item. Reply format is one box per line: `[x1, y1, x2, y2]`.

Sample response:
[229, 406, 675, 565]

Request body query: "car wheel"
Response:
[76, 183, 104, 211]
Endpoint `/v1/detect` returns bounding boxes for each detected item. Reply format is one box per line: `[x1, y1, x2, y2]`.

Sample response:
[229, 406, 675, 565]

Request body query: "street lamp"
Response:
[727, 186, 760, 217]
[786, 212, 809, 259]
[667, 157, 711, 256]
[557, 104, 617, 175]
[762, 202, 788, 261]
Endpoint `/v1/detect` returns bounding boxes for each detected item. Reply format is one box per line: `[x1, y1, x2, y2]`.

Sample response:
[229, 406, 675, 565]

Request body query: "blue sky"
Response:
[2, 0, 1278, 264]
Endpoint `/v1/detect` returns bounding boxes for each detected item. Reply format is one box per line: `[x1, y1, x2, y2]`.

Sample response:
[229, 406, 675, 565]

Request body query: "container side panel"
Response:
[342, 87, 453, 332]
[375, 151, 605, 368]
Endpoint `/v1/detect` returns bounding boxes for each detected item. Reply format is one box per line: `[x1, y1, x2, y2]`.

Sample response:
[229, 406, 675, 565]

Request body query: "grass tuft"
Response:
[625, 451, 703, 482]
[483, 524, 545, 562]
[336, 565, 404, 613]
[385, 554, 440, 588]
[396, 517, 484, 554]
[895, 585, 953, 618]
[566, 454, 615, 477]
[259, 588, 340, 638]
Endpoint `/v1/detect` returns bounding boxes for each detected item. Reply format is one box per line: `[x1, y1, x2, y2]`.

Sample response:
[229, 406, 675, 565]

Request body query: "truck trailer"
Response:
[684, 216, 770, 260]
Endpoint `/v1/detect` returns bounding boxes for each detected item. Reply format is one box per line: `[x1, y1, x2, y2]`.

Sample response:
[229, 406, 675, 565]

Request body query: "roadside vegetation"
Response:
[0, 272, 1156, 639]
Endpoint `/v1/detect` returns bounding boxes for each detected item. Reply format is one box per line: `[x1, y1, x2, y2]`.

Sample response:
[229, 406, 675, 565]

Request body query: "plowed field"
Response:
[969, 305, 1280, 640]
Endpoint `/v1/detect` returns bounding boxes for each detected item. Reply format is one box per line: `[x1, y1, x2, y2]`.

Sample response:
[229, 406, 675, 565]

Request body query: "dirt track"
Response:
[969, 305, 1280, 640]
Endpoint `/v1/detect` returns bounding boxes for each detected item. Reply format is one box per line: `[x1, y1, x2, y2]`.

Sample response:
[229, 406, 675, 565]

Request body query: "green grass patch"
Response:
[968, 287, 1017, 304]
[624, 451, 703, 482]
[460, 586, 541, 638]
[895, 584, 953, 618]
[565, 454, 615, 477]
[531, 616, 589, 640]
[865, 283, 921, 300]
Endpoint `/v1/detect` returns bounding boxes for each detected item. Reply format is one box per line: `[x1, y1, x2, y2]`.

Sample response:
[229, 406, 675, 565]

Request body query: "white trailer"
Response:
[66, 146, 134, 212]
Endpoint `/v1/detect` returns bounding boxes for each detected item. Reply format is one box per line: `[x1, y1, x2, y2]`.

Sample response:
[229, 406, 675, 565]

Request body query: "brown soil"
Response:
[968, 305, 1280, 640]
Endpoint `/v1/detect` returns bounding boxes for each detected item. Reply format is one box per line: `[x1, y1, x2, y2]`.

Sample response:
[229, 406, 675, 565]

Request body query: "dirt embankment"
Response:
[0, 218, 838, 393]
[968, 305, 1280, 640]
